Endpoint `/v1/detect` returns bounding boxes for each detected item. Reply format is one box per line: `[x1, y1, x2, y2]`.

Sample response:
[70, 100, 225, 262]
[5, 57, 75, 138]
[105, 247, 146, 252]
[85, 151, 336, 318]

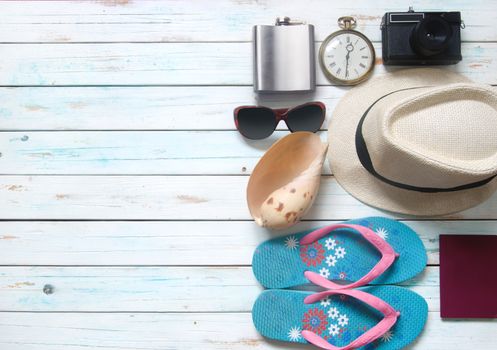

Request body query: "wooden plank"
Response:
[0, 86, 340, 131]
[0, 131, 330, 175]
[0, 266, 260, 312]
[2, 175, 497, 220]
[0, 43, 495, 86]
[0, 311, 494, 350]
[0, 0, 495, 43]
[0, 266, 438, 312]
[1, 220, 495, 266]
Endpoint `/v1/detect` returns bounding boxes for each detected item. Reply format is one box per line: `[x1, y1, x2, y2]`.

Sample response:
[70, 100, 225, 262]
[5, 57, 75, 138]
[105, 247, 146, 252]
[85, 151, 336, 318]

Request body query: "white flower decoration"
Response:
[337, 314, 349, 327]
[328, 307, 339, 319]
[325, 238, 337, 250]
[319, 267, 330, 278]
[375, 227, 389, 240]
[335, 247, 346, 259]
[381, 330, 393, 342]
[328, 324, 340, 336]
[288, 326, 302, 341]
[284, 236, 299, 250]
[320, 297, 331, 308]
[325, 255, 337, 267]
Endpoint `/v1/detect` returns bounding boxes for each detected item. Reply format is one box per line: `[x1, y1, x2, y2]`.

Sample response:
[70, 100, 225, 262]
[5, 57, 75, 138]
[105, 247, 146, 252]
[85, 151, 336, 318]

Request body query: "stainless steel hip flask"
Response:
[253, 17, 315, 93]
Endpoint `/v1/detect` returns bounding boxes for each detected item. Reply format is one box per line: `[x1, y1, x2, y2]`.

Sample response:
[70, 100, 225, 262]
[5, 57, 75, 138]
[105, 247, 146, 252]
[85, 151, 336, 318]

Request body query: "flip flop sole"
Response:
[253, 217, 427, 289]
[252, 286, 428, 349]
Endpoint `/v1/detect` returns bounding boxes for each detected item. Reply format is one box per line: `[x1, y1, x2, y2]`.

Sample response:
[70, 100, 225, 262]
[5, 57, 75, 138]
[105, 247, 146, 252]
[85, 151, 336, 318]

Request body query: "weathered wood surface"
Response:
[0, 312, 495, 350]
[0, 0, 495, 43]
[2, 175, 497, 220]
[2, 1, 497, 349]
[0, 42, 495, 86]
[1, 220, 496, 266]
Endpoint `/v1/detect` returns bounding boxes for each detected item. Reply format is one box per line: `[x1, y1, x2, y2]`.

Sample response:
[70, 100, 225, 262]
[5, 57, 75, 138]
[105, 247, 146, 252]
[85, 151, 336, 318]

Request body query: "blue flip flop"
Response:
[252, 286, 428, 349]
[252, 217, 426, 289]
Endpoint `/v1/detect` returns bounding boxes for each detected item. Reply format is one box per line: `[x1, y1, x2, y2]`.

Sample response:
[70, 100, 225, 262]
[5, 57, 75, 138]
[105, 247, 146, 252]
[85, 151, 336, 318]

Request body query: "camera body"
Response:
[381, 9, 462, 65]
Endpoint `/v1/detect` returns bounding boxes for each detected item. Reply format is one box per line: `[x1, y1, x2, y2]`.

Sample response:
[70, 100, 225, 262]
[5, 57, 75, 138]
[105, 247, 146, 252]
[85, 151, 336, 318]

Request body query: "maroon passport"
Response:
[440, 234, 497, 318]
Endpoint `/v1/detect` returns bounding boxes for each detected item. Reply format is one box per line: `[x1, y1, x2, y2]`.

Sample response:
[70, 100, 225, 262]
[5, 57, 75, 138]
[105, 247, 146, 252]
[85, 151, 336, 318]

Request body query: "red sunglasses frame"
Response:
[233, 101, 326, 139]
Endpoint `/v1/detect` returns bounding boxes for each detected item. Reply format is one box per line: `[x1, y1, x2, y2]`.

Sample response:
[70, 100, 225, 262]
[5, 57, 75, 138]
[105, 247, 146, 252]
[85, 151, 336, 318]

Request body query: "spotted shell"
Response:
[247, 132, 328, 229]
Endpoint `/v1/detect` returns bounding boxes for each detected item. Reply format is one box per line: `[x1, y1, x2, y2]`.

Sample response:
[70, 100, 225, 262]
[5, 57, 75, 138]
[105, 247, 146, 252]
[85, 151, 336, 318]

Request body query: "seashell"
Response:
[247, 132, 328, 229]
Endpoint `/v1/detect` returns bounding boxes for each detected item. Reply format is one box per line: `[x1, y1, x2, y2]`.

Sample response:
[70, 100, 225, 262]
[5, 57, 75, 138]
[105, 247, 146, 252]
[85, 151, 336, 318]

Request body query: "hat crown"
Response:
[362, 83, 497, 189]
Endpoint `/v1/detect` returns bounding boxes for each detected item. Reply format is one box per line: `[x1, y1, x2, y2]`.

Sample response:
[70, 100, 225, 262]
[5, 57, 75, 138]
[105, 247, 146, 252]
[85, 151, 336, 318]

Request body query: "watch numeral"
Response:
[336, 68, 342, 75]
[361, 55, 369, 59]
[360, 47, 366, 51]
[346, 36, 350, 43]
[330, 62, 336, 67]
[359, 63, 366, 68]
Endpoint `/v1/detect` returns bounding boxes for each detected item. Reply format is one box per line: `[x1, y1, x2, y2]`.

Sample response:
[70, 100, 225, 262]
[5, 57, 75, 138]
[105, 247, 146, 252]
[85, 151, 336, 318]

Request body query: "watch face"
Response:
[320, 31, 375, 84]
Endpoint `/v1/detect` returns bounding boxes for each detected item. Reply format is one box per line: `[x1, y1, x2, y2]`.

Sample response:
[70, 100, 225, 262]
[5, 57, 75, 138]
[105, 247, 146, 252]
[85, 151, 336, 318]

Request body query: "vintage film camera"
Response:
[381, 7, 463, 65]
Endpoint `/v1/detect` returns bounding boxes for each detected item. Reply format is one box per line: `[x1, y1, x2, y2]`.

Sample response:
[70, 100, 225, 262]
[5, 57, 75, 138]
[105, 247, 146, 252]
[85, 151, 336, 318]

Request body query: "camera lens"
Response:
[410, 16, 452, 56]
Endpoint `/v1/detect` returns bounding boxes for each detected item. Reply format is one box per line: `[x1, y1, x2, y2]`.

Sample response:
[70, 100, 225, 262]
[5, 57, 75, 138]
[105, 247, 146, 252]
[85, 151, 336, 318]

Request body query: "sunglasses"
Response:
[234, 102, 325, 140]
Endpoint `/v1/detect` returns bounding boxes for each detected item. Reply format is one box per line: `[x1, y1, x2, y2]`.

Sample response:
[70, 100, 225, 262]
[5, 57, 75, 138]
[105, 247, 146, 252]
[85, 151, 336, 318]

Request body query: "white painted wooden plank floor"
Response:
[0, 1, 497, 349]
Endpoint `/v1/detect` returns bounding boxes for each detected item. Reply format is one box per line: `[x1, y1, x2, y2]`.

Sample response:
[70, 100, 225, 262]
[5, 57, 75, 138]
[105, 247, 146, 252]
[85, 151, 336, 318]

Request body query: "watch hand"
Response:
[345, 43, 354, 78]
[345, 52, 350, 77]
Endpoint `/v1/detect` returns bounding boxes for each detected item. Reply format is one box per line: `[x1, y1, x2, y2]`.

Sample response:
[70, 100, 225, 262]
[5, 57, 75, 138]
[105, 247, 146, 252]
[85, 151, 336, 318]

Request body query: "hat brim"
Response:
[328, 68, 497, 216]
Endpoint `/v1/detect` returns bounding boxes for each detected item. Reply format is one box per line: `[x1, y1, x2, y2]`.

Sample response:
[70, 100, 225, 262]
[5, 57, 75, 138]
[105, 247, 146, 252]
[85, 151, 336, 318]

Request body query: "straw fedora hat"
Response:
[328, 68, 497, 216]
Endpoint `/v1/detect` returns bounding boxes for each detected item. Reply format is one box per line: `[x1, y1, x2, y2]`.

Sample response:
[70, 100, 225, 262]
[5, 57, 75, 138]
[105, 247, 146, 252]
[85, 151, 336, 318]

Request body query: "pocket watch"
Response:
[319, 16, 375, 85]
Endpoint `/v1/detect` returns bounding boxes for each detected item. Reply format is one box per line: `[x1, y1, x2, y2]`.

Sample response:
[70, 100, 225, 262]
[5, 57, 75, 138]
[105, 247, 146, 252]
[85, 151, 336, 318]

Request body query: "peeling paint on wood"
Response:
[0, 235, 17, 240]
[27, 152, 53, 158]
[55, 194, 69, 200]
[5, 185, 25, 192]
[24, 104, 48, 111]
[97, 0, 131, 6]
[68, 101, 88, 109]
[176, 194, 209, 203]
[6, 281, 35, 289]
[207, 338, 262, 347]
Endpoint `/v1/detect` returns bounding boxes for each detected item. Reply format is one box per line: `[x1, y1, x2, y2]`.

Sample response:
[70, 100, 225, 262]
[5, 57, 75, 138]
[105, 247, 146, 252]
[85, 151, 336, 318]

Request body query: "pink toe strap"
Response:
[302, 289, 400, 350]
[300, 224, 399, 290]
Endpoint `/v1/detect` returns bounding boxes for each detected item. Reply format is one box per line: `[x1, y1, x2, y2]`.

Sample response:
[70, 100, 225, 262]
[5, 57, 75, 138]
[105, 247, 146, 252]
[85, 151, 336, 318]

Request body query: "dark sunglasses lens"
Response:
[286, 104, 324, 132]
[236, 108, 277, 139]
